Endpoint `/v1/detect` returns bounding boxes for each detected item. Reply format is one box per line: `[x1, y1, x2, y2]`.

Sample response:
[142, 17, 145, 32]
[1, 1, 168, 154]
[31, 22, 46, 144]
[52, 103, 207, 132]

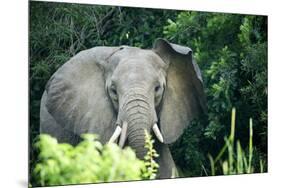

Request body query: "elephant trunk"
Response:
[128, 126, 147, 159]
[122, 91, 152, 159]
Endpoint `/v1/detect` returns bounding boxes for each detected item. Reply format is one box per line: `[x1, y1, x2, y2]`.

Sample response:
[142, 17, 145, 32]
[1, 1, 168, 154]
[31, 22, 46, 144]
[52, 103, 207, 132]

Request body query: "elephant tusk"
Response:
[118, 121, 128, 148]
[152, 123, 164, 143]
[108, 125, 122, 144]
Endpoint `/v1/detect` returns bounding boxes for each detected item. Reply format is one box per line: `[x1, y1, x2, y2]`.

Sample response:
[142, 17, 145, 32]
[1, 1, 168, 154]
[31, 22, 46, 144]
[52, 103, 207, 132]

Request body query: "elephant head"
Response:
[42, 39, 206, 159]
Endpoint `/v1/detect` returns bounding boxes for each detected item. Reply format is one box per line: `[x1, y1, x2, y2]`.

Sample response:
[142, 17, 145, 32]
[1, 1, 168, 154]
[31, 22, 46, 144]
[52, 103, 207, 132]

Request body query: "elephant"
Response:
[40, 38, 207, 179]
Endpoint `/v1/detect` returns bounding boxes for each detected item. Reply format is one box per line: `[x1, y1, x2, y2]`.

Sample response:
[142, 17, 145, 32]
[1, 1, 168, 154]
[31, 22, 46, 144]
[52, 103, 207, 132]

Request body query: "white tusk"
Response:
[118, 121, 128, 148]
[108, 125, 122, 143]
[152, 123, 164, 143]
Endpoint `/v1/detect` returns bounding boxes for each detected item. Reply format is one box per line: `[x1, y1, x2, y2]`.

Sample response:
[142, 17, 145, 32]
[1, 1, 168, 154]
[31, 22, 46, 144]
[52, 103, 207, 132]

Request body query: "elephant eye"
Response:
[111, 87, 117, 95]
[155, 85, 161, 93]
[109, 86, 118, 102]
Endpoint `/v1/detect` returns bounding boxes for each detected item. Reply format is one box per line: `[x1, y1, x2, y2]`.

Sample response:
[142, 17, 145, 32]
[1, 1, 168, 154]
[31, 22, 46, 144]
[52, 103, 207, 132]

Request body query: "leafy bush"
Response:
[31, 132, 159, 187]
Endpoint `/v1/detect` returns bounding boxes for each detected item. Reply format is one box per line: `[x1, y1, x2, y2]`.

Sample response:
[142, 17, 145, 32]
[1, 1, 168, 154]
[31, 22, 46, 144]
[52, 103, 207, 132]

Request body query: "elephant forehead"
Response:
[110, 47, 167, 85]
[113, 47, 165, 65]
[114, 60, 156, 81]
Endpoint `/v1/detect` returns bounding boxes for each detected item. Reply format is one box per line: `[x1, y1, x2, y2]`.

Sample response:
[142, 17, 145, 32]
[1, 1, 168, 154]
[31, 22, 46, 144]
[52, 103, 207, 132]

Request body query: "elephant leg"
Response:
[155, 142, 177, 179]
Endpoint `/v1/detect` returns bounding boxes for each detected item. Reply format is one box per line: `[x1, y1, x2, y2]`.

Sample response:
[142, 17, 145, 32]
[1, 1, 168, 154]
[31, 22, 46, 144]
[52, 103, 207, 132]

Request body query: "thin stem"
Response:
[248, 118, 253, 173]
[230, 108, 236, 143]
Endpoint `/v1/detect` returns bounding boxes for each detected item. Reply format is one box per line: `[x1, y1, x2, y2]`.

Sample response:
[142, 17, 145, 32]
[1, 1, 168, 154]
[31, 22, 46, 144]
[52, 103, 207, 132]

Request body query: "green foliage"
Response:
[170, 120, 205, 177]
[141, 130, 159, 179]
[32, 133, 159, 187]
[165, 12, 267, 176]
[209, 108, 265, 175]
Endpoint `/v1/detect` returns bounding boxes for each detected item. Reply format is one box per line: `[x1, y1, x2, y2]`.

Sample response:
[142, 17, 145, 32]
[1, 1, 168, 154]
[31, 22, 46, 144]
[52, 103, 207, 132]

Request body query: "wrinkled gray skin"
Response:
[40, 39, 206, 179]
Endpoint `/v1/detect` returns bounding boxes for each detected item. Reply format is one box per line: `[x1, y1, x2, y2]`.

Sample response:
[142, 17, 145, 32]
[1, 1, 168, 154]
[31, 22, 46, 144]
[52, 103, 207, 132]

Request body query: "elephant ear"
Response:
[153, 39, 207, 144]
[45, 47, 120, 143]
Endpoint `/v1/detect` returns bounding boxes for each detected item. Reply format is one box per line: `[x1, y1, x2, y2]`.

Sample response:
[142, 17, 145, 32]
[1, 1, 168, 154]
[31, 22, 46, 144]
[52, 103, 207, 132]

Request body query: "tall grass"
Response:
[208, 108, 264, 175]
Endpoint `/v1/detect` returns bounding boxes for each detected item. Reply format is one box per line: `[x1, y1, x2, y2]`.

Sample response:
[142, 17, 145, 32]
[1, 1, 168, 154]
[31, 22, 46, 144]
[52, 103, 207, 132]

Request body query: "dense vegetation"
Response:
[29, 1, 267, 186]
[32, 132, 159, 186]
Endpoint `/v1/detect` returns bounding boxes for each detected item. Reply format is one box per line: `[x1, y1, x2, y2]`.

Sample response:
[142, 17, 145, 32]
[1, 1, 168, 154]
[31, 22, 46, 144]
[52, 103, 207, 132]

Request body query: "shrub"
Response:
[31, 132, 159, 187]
